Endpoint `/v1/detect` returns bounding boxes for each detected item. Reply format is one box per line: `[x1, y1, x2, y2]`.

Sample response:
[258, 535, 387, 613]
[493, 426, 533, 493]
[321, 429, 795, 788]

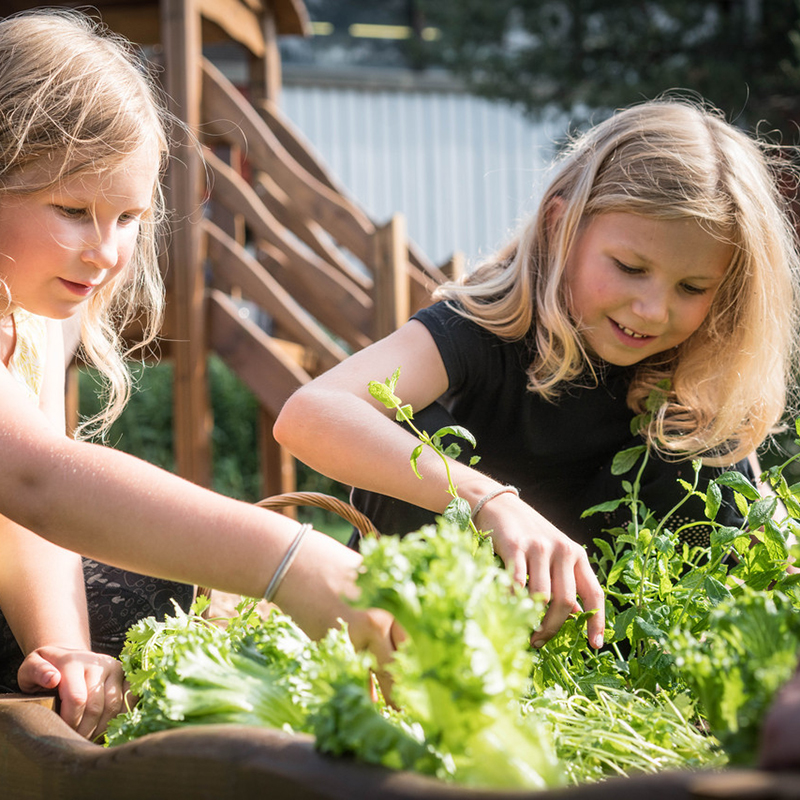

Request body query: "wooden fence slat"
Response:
[204, 148, 373, 342]
[201, 58, 377, 265]
[254, 172, 372, 292]
[204, 220, 349, 373]
[373, 214, 410, 340]
[207, 290, 310, 418]
[257, 98, 346, 195]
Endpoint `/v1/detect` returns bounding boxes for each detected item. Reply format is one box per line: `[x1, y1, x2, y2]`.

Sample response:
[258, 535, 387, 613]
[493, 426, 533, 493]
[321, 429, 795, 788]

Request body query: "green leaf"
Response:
[611, 445, 647, 476]
[433, 425, 477, 448]
[443, 443, 462, 459]
[633, 615, 664, 641]
[760, 519, 789, 563]
[703, 575, 731, 604]
[747, 496, 778, 530]
[715, 471, 761, 502]
[409, 444, 424, 479]
[705, 482, 722, 521]
[581, 497, 625, 518]
[443, 497, 472, 531]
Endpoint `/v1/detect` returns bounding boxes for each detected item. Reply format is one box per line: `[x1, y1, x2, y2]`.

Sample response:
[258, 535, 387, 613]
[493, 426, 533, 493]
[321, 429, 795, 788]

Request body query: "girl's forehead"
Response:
[6, 145, 161, 203]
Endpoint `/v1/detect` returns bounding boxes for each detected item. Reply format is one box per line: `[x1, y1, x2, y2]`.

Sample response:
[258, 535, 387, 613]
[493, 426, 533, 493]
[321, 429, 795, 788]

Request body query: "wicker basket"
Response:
[255, 490, 380, 539]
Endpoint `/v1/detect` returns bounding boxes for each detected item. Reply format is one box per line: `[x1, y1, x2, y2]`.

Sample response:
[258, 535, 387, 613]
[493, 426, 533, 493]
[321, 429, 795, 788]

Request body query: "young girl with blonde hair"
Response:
[0, 9, 395, 738]
[276, 97, 800, 655]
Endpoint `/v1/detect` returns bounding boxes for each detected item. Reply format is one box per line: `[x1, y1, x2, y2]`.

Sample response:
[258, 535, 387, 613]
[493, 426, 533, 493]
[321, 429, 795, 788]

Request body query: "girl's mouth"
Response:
[610, 319, 655, 345]
[60, 278, 95, 298]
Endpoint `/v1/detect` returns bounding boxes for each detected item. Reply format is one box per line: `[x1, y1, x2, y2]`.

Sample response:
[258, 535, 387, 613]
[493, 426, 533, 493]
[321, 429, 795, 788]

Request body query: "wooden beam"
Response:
[198, 0, 265, 56]
[207, 290, 310, 417]
[254, 172, 371, 293]
[161, 0, 212, 487]
[204, 220, 348, 373]
[203, 150, 372, 348]
[201, 58, 377, 266]
[373, 214, 410, 340]
[248, 2, 281, 105]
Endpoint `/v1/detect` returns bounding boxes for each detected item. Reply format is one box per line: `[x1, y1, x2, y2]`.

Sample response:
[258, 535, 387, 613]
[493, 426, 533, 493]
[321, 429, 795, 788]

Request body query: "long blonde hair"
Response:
[439, 98, 800, 465]
[0, 9, 171, 439]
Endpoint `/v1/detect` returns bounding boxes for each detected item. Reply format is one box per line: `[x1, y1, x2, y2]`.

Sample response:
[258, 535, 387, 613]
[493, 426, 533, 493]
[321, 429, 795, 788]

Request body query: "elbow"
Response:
[273, 388, 311, 454]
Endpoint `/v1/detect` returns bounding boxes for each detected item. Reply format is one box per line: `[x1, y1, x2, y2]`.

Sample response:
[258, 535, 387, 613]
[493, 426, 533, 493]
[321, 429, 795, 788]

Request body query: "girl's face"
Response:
[564, 212, 733, 366]
[0, 145, 159, 319]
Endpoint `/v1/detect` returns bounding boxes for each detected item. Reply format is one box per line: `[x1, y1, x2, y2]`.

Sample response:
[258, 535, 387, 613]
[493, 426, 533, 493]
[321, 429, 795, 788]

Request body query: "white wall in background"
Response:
[281, 81, 567, 268]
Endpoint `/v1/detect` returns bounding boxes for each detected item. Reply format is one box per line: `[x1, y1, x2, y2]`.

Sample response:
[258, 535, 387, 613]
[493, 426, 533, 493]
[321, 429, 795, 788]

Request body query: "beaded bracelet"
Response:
[263, 523, 312, 603]
[470, 485, 520, 521]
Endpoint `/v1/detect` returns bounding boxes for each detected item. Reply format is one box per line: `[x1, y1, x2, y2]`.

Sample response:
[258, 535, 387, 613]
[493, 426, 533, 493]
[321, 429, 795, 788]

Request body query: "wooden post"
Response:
[161, 0, 212, 487]
[259, 407, 297, 514]
[440, 250, 466, 282]
[373, 213, 410, 340]
[250, 1, 283, 106]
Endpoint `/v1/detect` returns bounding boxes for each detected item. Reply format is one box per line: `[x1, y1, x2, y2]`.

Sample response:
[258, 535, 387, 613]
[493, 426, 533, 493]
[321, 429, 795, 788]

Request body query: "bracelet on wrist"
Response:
[263, 523, 312, 603]
[470, 485, 520, 521]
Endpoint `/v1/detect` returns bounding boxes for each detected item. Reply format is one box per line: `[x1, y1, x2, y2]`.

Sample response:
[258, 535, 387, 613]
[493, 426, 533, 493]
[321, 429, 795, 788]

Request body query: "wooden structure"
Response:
[6, 0, 454, 494]
[3, 695, 800, 800]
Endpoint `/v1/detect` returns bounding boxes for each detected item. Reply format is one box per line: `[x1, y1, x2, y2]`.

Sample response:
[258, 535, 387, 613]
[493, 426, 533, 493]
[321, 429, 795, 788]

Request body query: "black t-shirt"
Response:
[351, 301, 753, 549]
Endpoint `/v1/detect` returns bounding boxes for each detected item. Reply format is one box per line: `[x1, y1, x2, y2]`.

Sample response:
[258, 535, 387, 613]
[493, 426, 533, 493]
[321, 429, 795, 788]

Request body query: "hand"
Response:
[17, 645, 126, 740]
[474, 492, 605, 649]
[758, 666, 800, 769]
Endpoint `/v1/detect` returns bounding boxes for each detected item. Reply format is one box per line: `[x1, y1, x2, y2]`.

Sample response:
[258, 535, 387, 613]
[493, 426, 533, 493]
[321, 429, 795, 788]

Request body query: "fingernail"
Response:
[593, 635, 604, 648]
[532, 639, 545, 649]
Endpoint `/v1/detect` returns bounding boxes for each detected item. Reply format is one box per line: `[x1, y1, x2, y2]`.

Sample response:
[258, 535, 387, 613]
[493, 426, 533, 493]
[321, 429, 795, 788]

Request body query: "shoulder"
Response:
[413, 301, 533, 392]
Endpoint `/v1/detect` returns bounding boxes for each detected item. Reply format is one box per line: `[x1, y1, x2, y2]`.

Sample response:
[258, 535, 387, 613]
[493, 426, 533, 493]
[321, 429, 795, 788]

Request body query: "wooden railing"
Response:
[195, 57, 457, 496]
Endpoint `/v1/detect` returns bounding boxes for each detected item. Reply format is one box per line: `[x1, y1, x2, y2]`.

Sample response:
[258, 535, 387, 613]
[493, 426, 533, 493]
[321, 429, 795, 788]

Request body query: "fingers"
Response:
[16, 650, 61, 693]
[531, 554, 577, 648]
[19, 647, 125, 740]
[496, 528, 605, 650]
[576, 557, 606, 649]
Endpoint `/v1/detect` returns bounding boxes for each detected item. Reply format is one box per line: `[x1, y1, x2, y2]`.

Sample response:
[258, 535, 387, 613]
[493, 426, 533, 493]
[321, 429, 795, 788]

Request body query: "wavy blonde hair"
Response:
[438, 98, 800, 465]
[0, 9, 171, 439]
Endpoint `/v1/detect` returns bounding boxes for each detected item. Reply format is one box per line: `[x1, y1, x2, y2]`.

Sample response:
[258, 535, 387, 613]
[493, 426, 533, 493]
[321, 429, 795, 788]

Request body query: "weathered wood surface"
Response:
[206, 289, 311, 418]
[3, 697, 799, 800]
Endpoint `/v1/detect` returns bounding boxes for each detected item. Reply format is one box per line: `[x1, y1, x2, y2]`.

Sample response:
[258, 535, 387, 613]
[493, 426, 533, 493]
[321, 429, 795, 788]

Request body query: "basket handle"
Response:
[255, 491, 380, 539]
[197, 492, 379, 605]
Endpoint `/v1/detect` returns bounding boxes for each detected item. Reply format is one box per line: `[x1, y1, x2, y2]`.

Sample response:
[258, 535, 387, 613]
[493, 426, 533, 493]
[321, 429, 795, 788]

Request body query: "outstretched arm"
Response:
[0, 326, 396, 696]
[274, 320, 605, 648]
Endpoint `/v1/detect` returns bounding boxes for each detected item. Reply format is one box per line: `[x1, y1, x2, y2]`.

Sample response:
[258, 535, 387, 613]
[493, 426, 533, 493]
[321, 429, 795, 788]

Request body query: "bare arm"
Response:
[4, 319, 124, 736]
[0, 327, 394, 677]
[274, 320, 605, 648]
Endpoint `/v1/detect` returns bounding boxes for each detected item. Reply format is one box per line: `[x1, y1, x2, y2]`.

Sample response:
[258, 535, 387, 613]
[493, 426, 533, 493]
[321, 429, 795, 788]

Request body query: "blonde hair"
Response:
[0, 9, 171, 439]
[439, 98, 800, 465]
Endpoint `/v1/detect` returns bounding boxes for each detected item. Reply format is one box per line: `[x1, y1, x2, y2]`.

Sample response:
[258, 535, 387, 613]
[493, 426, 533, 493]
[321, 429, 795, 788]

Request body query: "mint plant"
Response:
[368, 367, 482, 537]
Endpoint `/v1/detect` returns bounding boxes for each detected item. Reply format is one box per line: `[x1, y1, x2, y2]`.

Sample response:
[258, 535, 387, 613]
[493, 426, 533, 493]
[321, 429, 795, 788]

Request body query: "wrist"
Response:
[470, 485, 520, 522]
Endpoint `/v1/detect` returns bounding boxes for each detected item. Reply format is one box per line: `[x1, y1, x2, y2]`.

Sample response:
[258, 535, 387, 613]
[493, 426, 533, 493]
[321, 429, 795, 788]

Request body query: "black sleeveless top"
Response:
[351, 301, 753, 549]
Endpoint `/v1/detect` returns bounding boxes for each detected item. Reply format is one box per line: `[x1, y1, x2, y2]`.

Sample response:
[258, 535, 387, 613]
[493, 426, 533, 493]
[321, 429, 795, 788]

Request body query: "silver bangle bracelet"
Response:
[470, 485, 520, 521]
[263, 523, 312, 603]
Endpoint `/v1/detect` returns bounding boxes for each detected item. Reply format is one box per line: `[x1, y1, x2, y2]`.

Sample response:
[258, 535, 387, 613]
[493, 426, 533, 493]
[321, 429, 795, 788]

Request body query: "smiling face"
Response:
[0, 145, 159, 320]
[563, 212, 733, 367]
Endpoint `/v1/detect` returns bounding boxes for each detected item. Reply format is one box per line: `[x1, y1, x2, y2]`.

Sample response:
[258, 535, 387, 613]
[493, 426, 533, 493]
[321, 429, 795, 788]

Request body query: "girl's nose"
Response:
[81, 225, 118, 271]
[631, 290, 669, 324]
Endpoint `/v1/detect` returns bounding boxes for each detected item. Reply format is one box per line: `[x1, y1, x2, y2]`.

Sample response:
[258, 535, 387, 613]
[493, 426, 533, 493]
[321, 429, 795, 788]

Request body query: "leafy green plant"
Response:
[107, 370, 800, 785]
[368, 367, 481, 535]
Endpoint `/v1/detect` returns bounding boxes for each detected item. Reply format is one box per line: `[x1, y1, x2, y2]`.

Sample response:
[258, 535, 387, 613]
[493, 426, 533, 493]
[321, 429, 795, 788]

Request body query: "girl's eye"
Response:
[614, 259, 642, 275]
[680, 283, 708, 296]
[54, 205, 87, 219]
[118, 211, 145, 226]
